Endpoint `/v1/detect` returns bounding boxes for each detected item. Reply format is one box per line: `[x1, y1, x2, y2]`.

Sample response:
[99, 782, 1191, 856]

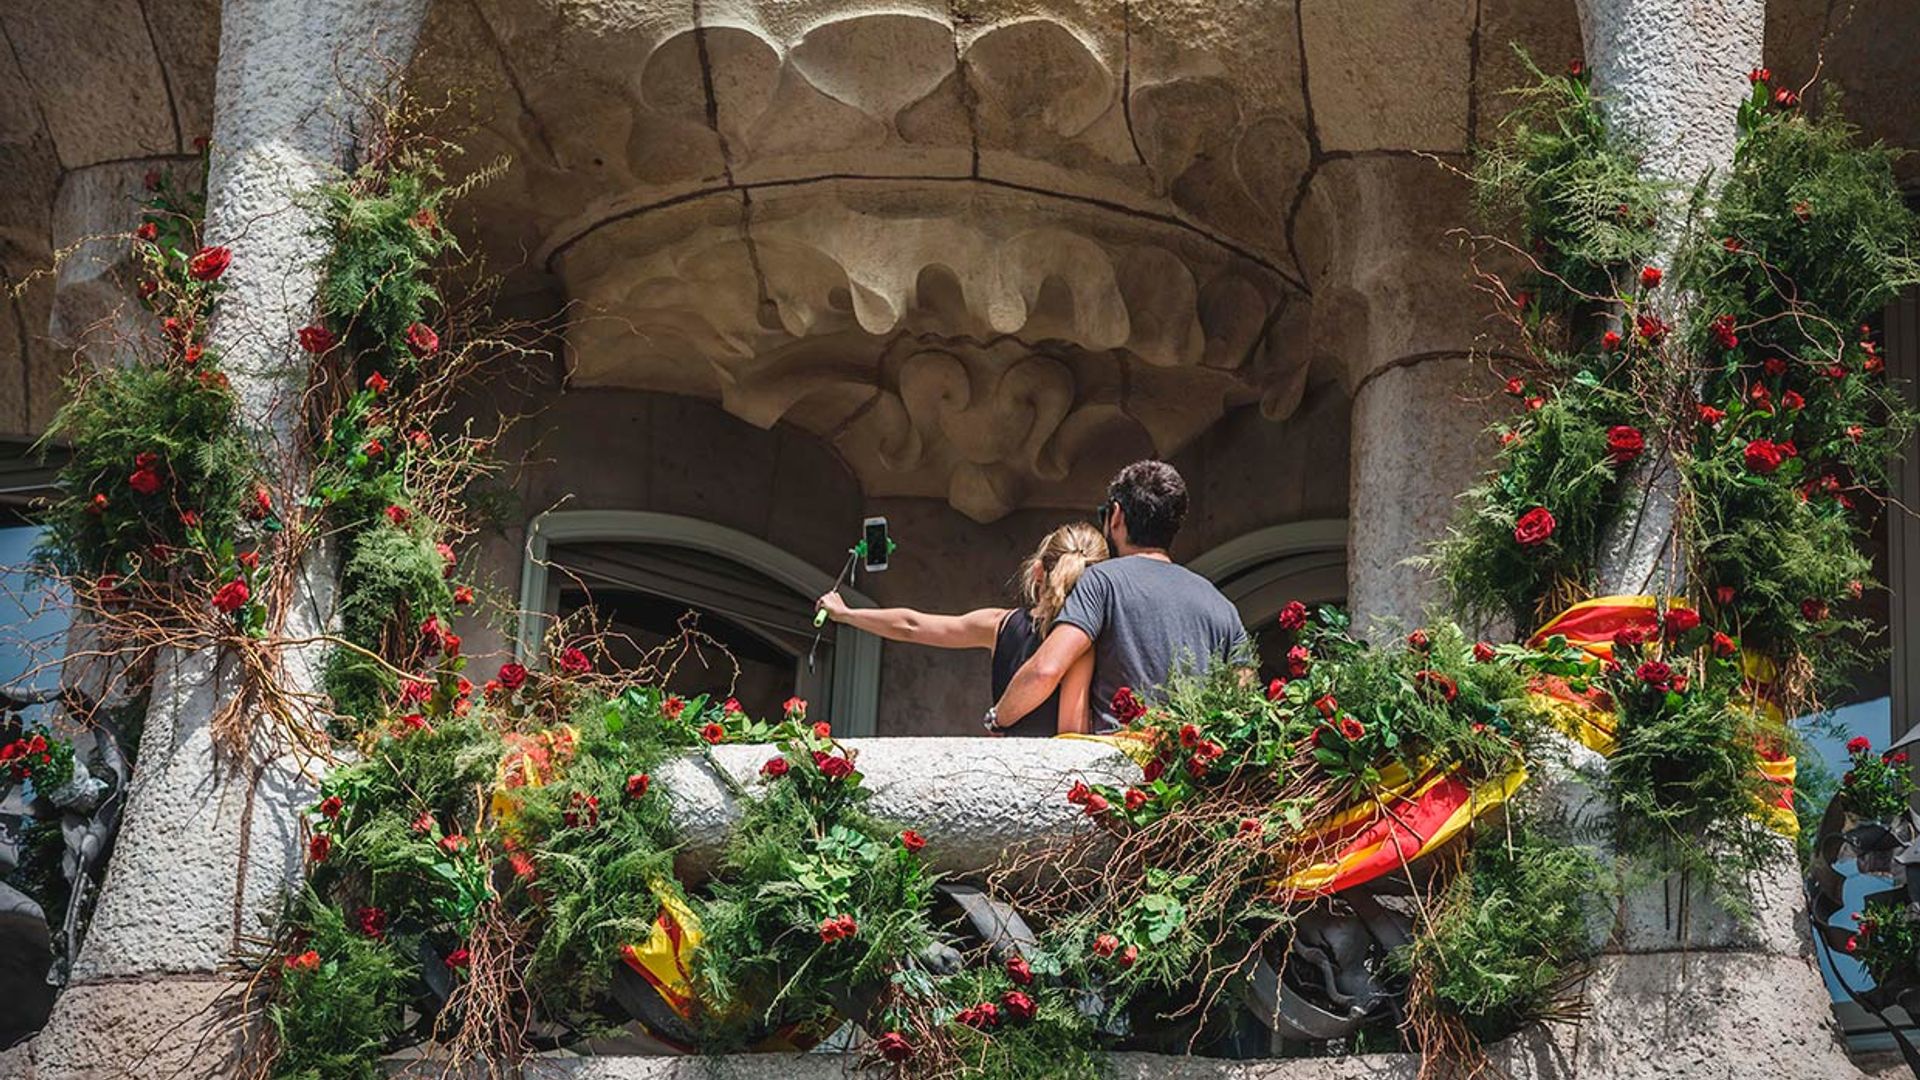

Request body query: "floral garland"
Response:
[28, 60, 1890, 1080]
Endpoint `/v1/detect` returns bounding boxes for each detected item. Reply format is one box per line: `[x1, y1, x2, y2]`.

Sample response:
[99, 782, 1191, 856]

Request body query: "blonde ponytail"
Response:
[1021, 521, 1109, 630]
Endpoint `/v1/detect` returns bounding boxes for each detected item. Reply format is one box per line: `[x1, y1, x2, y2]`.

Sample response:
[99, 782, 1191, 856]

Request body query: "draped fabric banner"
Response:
[1527, 594, 1798, 836]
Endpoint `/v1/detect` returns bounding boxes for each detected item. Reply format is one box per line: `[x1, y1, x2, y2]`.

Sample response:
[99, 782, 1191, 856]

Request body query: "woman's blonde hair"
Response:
[1019, 521, 1109, 630]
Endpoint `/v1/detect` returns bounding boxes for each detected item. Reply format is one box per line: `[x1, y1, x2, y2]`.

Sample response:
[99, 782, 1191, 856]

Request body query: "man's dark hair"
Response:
[1107, 460, 1188, 550]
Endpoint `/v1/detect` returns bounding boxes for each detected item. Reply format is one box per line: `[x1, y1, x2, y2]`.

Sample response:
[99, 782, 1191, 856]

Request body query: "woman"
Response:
[815, 522, 1107, 736]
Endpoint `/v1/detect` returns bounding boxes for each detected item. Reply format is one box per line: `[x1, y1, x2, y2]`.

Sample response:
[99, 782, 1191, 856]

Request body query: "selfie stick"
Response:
[807, 532, 896, 670]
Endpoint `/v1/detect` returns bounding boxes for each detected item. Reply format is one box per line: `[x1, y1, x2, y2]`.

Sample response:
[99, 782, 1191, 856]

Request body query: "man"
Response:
[983, 460, 1248, 734]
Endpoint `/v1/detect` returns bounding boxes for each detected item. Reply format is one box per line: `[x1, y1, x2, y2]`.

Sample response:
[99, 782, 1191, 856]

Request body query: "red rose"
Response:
[1749, 383, 1772, 411]
[1238, 817, 1263, 838]
[1124, 787, 1148, 811]
[1277, 600, 1308, 630]
[700, 722, 725, 744]
[1083, 792, 1110, 817]
[1748, 66, 1771, 85]
[1142, 757, 1165, 782]
[1265, 678, 1286, 701]
[1288, 646, 1310, 678]
[1339, 716, 1365, 740]
[364, 371, 389, 395]
[405, 322, 440, 358]
[143, 168, 162, 190]
[1636, 313, 1668, 342]
[444, 947, 471, 969]
[1635, 661, 1673, 691]
[211, 578, 250, 613]
[1742, 439, 1785, 474]
[1314, 694, 1337, 719]
[88, 493, 107, 515]
[1601, 329, 1622, 351]
[817, 753, 854, 780]
[900, 829, 926, 852]
[307, 834, 331, 862]
[1067, 780, 1090, 805]
[356, 907, 387, 939]
[625, 773, 651, 799]
[384, 505, 410, 526]
[1711, 631, 1737, 658]
[188, 246, 231, 281]
[1606, 425, 1644, 465]
[761, 756, 789, 778]
[1710, 315, 1739, 350]
[1847, 736, 1872, 755]
[250, 486, 273, 520]
[1774, 87, 1800, 108]
[876, 1032, 914, 1063]
[1473, 641, 1496, 663]
[959, 1002, 1001, 1030]
[558, 647, 590, 674]
[412, 811, 435, 834]
[1007, 955, 1033, 985]
[439, 833, 466, 855]
[1639, 266, 1662, 289]
[1118, 944, 1139, 968]
[297, 325, 336, 353]
[318, 795, 344, 819]
[1092, 933, 1119, 957]
[1407, 629, 1430, 651]
[1503, 377, 1526, 397]
[813, 720, 832, 739]
[784, 696, 808, 720]
[284, 950, 321, 973]
[1414, 670, 1458, 702]
[1698, 403, 1726, 426]
[134, 221, 158, 242]
[453, 585, 474, 606]
[1783, 390, 1805, 411]
[1662, 608, 1700, 637]
[1567, 58, 1584, 77]
[662, 695, 686, 720]
[1111, 686, 1147, 723]
[1802, 598, 1829, 623]
[497, 662, 527, 690]
[1513, 506, 1556, 547]
[1002, 990, 1037, 1022]
[129, 464, 164, 495]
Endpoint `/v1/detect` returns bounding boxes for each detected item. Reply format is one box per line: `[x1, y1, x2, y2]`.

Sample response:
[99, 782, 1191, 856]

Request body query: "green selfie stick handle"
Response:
[814, 607, 829, 628]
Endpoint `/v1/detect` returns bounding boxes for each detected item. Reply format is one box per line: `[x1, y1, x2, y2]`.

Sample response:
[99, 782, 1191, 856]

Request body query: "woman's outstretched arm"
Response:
[816, 591, 1005, 650]
[1054, 650, 1095, 735]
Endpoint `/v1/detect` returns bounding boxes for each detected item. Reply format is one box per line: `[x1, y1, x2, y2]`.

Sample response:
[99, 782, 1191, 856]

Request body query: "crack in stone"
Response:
[690, 0, 738, 188]
[946, 0, 982, 178]
[546, 172, 1309, 295]
[0, 16, 59, 168]
[468, 0, 561, 170]
[1119, 0, 1153, 185]
[1465, 0, 1483, 149]
[132, 0, 185, 153]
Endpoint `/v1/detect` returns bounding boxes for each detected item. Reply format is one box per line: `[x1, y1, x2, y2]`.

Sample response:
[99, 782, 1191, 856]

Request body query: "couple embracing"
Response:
[815, 461, 1247, 736]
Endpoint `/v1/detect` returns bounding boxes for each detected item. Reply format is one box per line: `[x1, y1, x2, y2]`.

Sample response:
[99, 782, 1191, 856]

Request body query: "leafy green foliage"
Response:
[1851, 898, 1920, 991]
[1391, 825, 1605, 1039]
[695, 727, 938, 1047]
[1837, 737, 1913, 822]
[37, 363, 255, 583]
[269, 892, 416, 1080]
[310, 162, 456, 376]
[1472, 49, 1663, 310]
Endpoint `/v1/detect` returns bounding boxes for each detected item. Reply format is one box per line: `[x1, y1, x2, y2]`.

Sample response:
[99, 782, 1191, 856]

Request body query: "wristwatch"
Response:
[982, 707, 1001, 732]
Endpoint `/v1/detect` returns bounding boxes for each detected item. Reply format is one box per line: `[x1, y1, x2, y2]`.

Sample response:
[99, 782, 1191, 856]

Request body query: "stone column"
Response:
[1583, 0, 1761, 596]
[26, 3, 429, 1078]
[1303, 156, 1503, 642]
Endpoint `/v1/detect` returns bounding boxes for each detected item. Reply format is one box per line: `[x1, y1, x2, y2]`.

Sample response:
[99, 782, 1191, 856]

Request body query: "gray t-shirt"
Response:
[1055, 555, 1249, 732]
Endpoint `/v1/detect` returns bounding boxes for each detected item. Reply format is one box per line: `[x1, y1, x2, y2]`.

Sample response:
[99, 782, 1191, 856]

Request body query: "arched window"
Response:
[1189, 519, 1347, 685]
[517, 511, 882, 736]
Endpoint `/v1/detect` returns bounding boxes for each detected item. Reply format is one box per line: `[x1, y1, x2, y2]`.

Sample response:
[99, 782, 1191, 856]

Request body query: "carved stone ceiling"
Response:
[401, 0, 1598, 519]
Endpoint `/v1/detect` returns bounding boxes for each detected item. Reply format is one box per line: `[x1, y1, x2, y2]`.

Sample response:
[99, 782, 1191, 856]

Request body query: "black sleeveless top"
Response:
[990, 608, 1060, 737]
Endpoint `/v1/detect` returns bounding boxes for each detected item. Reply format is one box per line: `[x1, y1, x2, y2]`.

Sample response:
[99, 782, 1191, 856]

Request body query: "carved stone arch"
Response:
[517, 510, 883, 736]
[1188, 519, 1349, 627]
